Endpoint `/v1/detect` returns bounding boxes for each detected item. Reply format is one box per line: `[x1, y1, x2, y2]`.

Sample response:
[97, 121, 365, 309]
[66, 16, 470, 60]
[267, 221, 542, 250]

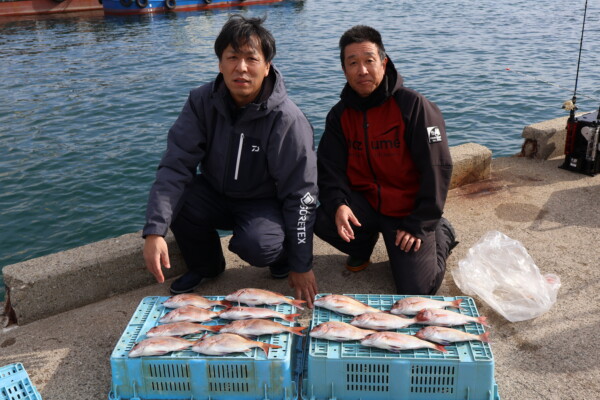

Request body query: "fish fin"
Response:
[435, 344, 447, 353]
[284, 313, 300, 322]
[220, 300, 233, 308]
[437, 339, 452, 346]
[479, 331, 491, 343]
[477, 316, 490, 327]
[291, 299, 306, 310]
[289, 326, 307, 336]
[207, 325, 224, 333]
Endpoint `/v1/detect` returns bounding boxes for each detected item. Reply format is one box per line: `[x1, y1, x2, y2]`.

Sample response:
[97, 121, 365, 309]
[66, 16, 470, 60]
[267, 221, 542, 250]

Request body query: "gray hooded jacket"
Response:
[143, 65, 318, 273]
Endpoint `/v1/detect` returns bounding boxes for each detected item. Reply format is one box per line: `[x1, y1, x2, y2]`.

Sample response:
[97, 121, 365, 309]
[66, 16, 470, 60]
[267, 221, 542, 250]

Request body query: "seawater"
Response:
[1, 0, 599, 299]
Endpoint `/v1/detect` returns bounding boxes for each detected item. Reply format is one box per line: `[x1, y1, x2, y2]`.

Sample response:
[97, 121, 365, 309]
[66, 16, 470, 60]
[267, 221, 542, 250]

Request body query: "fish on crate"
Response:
[159, 305, 224, 324]
[390, 296, 464, 315]
[146, 322, 224, 337]
[219, 318, 306, 337]
[219, 306, 300, 322]
[128, 337, 193, 358]
[309, 321, 376, 342]
[360, 331, 447, 353]
[415, 326, 491, 345]
[350, 312, 417, 330]
[225, 288, 306, 309]
[313, 294, 382, 316]
[416, 308, 489, 327]
[163, 294, 232, 309]
[191, 333, 282, 357]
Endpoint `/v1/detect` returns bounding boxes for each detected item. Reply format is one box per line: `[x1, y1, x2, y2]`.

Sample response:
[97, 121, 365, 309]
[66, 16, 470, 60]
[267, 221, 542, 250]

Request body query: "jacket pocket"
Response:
[227, 132, 268, 192]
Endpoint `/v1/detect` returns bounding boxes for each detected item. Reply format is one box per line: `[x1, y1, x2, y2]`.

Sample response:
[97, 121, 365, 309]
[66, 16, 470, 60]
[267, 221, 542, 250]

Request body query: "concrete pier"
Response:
[1, 142, 599, 400]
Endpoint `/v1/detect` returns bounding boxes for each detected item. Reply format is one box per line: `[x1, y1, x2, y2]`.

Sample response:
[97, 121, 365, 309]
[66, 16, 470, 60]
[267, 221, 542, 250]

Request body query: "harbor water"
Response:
[1, 0, 599, 299]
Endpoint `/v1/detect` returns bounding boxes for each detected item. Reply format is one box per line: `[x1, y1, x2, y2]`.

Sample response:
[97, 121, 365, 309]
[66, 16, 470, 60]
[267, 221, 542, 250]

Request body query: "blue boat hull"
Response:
[102, 0, 283, 15]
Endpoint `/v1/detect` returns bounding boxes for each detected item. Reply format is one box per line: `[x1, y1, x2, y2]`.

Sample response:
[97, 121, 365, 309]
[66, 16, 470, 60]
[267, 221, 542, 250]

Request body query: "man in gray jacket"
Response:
[142, 15, 318, 307]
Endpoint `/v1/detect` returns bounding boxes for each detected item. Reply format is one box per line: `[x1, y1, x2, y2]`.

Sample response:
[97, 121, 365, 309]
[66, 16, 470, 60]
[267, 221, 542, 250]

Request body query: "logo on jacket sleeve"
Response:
[427, 126, 442, 143]
[297, 192, 316, 244]
[301, 192, 315, 206]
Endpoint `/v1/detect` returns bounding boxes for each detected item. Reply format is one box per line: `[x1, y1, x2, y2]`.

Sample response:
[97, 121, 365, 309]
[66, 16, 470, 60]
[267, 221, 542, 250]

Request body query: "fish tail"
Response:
[452, 299, 464, 309]
[220, 300, 233, 308]
[289, 326, 307, 336]
[291, 299, 307, 310]
[206, 325, 224, 333]
[479, 331, 491, 343]
[284, 313, 300, 322]
[477, 316, 490, 327]
[259, 342, 283, 357]
[435, 344, 447, 353]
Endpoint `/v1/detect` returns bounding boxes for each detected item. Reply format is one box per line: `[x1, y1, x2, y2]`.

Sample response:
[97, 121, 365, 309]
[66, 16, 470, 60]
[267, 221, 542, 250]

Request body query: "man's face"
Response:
[219, 37, 271, 107]
[343, 41, 388, 98]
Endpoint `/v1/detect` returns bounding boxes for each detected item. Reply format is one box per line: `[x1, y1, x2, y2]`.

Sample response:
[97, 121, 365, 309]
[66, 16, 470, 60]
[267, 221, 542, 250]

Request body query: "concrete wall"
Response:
[3, 143, 492, 325]
[518, 113, 591, 160]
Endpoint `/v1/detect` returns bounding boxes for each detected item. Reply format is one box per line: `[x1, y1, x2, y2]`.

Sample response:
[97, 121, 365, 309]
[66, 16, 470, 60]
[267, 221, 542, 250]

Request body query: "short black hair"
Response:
[339, 25, 386, 68]
[214, 15, 276, 63]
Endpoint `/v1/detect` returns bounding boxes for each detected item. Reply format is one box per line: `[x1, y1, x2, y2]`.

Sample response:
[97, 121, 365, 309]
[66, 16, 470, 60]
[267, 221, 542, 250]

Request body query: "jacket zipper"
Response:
[362, 111, 382, 212]
[234, 133, 244, 180]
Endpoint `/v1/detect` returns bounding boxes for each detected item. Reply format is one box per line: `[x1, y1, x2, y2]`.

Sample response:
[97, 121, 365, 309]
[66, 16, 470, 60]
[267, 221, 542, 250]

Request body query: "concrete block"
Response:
[519, 114, 571, 159]
[449, 143, 492, 189]
[3, 231, 186, 325]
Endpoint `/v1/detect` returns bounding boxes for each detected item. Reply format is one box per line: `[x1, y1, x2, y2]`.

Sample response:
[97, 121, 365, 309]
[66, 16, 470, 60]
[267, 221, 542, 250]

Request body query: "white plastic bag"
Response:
[452, 231, 561, 322]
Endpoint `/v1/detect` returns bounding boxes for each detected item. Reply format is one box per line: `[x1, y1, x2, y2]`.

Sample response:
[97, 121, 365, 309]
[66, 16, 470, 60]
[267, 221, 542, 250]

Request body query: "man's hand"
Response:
[143, 235, 171, 283]
[288, 270, 318, 309]
[395, 230, 421, 252]
[335, 204, 361, 242]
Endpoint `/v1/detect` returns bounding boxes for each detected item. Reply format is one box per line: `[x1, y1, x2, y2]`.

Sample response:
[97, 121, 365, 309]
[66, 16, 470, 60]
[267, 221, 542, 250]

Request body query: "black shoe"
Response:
[170, 270, 204, 294]
[346, 255, 370, 272]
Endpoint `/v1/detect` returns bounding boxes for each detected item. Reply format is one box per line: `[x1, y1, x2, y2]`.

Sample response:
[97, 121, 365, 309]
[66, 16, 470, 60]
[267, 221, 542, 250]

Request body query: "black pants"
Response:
[314, 191, 450, 295]
[170, 176, 286, 277]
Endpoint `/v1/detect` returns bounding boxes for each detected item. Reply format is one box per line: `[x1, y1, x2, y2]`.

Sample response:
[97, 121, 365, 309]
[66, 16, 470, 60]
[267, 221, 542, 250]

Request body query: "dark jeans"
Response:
[314, 191, 449, 295]
[170, 176, 286, 277]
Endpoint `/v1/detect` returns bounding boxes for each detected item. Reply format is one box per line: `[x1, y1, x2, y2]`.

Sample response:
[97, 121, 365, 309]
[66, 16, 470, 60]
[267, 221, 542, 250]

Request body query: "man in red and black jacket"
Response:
[315, 25, 458, 295]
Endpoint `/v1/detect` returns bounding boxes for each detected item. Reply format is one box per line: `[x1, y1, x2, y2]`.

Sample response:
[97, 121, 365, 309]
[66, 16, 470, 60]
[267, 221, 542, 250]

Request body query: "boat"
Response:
[0, 0, 103, 17]
[101, 0, 283, 15]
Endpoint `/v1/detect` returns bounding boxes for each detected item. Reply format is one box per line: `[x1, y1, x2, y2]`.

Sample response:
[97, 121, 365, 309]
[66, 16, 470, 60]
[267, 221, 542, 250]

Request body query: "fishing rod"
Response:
[560, 0, 600, 177]
[505, 0, 599, 110]
[570, 0, 589, 120]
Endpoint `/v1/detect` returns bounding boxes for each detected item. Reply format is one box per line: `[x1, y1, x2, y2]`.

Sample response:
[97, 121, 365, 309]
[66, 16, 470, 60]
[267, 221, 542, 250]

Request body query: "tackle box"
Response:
[302, 294, 500, 400]
[108, 296, 301, 400]
[0, 362, 42, 400]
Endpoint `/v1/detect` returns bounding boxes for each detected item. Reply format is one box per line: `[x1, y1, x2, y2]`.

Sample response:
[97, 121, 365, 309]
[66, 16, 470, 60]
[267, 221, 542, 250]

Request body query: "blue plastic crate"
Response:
[109, 296, 301, 400]
[0, 363, 42, 400]
[302, 294, 500, 400]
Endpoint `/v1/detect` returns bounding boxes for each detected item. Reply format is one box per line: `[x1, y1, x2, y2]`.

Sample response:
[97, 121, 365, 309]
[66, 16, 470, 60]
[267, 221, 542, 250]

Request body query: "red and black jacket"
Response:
[317, 58, 452, 238]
